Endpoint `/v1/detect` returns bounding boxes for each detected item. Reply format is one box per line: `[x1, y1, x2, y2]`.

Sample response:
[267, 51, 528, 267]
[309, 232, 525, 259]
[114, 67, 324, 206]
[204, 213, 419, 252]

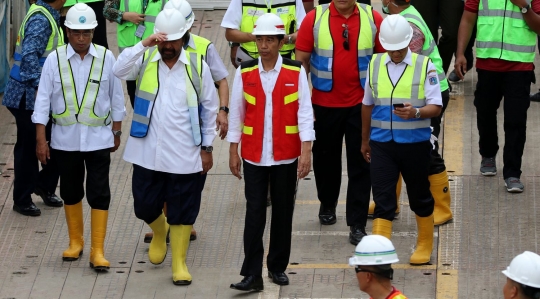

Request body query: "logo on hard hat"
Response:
[79, 16, 86, 23]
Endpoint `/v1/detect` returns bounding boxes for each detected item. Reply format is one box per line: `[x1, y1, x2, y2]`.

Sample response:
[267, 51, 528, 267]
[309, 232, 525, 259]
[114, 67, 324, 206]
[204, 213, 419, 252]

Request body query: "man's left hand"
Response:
[297, 150, 311, 179]
[216, 111, 229, 140]
[201, 151, 213, 174]
[393, 102, 416, 120]
[110, 135, 121, 152]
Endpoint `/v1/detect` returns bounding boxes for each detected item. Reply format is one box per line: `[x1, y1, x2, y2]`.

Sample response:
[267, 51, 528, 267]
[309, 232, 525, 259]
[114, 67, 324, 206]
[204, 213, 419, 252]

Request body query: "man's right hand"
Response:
[142, 33, 168, 48]
[123, 12, 145, 25]
[454, 54, 468, 80]
[229, 152, 242, 179]
[361, 141, 371, 163]
[230, 45, 239, 68]
[36, 141, 50, 165]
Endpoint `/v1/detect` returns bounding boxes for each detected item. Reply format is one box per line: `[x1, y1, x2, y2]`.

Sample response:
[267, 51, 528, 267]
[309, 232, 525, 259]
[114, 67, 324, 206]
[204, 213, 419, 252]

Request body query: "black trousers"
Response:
[53, 148, 111, 210]
[474, 69, 534, 179]
[132, 165, 205, 225]
[312, 104, 371, 227]
[370, 140, 434, 221]
[412, 0, 464, 73]
[429, 89, 450, 174]
[126, 80, 136, 108]
[7, 98, 59, 206]
[60, 1, 108, 48]
[241, 160, 297, 276]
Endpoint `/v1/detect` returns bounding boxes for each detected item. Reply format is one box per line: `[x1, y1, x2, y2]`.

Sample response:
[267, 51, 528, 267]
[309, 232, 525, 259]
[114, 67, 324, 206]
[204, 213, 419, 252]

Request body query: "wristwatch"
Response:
[521, 4, 530, 13]
[288, 35, 292, 44]
[414, 108, 421, 119]
[219, 106, 229, 114]
[112, 130, 122, 137]
[201, 146, 213, 153]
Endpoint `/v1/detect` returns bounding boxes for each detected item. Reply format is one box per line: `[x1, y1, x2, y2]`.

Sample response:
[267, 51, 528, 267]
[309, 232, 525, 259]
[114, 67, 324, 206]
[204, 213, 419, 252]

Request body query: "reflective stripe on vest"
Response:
[369, 53, 431, 143]
[10, 4, 64, 82]
[476, 0, 536, 63]
[188, 34, 212, 61]
[311, 3, 375, 92]
[240, 0, 297, 57]
[117, 0, 166, 53]
[401, 6, 448, 92]
[131, 48, 203, 145]
[53, 44, 111, 126]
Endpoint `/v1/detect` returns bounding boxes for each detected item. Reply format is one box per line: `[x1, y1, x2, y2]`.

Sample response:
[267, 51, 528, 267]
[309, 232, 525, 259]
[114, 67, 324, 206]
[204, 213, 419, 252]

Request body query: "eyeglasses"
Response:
[70, 31, 93, 38]
[342, 24, 349, 51]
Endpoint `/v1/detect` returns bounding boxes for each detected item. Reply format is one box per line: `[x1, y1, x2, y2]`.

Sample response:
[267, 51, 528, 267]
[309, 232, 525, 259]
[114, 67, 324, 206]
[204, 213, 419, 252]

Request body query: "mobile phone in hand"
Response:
[393, 103, 405, 109]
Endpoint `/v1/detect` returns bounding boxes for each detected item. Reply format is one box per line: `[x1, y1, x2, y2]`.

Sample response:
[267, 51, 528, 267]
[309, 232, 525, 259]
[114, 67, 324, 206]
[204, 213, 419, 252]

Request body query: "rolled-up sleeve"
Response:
[362, 64, 374, 105]
[200, 61, 219, 146]
[106, 51, 127, 121]
[226, 67, 245, 143]
[20, 15, 52, 88]
[298, 66, 315, 142]
[113, 41, 146, 80]
[31, 54, 55, 125]
[205, 44, 229, 82]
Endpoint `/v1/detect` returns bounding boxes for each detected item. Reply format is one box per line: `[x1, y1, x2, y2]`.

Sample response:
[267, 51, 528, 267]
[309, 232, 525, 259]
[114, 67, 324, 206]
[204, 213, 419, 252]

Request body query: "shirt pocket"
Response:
[52, 75, 67, 116]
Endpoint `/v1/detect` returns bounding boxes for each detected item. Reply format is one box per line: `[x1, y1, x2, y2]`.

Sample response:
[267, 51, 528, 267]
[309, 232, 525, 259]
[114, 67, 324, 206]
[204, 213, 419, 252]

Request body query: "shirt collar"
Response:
[66, 43, 99, 60]
[184, 34, 196, 51]
[36, 0, 61, 23]
[258, 55, 283, 74]
[151, 48, 190, 66]
[329, 2, 359, 17]
[384, 49, 413, 66]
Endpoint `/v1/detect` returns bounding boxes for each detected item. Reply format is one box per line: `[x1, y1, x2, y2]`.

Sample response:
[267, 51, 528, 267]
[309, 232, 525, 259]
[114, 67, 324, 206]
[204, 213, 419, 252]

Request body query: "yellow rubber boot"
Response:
[170, 224, 192, 285]
[89, 209, 110, 271]
[371, 218, 393, 239]
[410, 214, 434, 265]
[63, 201, 84, 261]
[368, 175, 402, 216]
[148, 213, 169, 265]
[429, 171, 453, 225]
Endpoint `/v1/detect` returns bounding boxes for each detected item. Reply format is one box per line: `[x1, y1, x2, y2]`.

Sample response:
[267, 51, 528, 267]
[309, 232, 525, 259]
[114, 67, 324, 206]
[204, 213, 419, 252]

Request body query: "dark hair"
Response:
[522, 285, 540, 299]
[255, 34, 285, 41]
[42, 0, 56, 3]
[394, 0, 411, 6]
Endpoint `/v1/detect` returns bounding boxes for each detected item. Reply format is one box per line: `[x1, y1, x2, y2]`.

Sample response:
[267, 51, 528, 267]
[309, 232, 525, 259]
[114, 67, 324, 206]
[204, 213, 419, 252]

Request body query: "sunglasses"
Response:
[342, 24, 349, 51]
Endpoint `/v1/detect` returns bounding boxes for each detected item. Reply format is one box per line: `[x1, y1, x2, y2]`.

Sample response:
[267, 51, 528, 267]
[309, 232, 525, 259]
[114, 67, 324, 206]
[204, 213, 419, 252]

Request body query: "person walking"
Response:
[113, 8, 218, 285]
[228, 13, 314, 291]
[455, 0, 540, 193]
[61, 0, 108, 48]
[295, 0, 384, 245]
[2, 0, 65, 216]
[361, 15, 442, 265]
[33, 3, 125, 270]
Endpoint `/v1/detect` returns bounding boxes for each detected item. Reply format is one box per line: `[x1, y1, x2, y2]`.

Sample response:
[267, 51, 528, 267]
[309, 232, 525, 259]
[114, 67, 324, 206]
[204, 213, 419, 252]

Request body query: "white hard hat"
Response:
[252, 13, 285, 36]
[164, 0, 195, 28]
[502, 251, 540, 288]
[379, 14, 413, 51]
[154, 8, 188, 41]
[65, 3, 98, 30]
[349, 235, 399, 266]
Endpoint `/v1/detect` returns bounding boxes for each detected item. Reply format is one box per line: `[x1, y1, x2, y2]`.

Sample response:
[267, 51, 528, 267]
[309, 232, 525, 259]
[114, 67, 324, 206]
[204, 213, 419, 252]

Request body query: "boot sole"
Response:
[149, 246, 168, 265]
[410, 261, 431, 266]
[434, 218, 453, 226]
[230, 286, 264, 292]
[89, 262, 110, 271]
[173, 280, 192, 286]
[63, 250, 83, 261]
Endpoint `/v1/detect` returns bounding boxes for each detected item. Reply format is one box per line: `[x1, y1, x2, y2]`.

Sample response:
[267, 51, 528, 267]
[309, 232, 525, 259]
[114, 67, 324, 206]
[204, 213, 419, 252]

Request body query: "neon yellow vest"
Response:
[117, 0, 166, 52]
[188, 34, 212, 60]
[369, 52, 431, 143]
[401, 5, 448, 92]
[10, 4, 65, 82]
[476, 0, 536, 62]
[64, 0, 101, 7]
[240, 0, 297, 57]
[311, 3, 375, 91]
[53, 44, 112, 126]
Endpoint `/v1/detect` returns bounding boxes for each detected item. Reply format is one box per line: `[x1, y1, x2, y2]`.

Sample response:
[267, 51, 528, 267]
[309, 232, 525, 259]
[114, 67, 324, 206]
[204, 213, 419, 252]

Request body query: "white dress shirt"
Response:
[32, 44, 126, 152]
[113, 42, 218, 174]
[186, 35, 229, 82]
[221, 0, 306, 30]
[227, 55, 315, 166]
[363, 49, 443, 106]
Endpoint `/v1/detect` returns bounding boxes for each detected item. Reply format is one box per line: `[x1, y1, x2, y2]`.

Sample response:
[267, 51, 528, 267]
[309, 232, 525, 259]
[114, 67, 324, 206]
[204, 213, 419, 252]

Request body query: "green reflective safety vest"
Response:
[476, 0, 536, 63]
[10, 4, 65, 82]
[117, 0, 166, 52]
[240, 0, 297, 57]
[53, 44, 112, 126]
[187, 34, 212, 61]
[64, 0, 102, 8]
[400, 5, 448, 93]
[130, 48, 204, 144]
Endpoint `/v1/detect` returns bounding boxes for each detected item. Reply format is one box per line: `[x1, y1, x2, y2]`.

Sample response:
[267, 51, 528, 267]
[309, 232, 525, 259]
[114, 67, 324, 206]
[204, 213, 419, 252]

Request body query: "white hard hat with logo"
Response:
[154, 8, 188, 41]
[65, 3, 98, 30]
[164, 0, 195, 28]
[252, 13, 285, 36]
[379, 14, 413, 51]
[349, 235, 399, 266]
[502, 251, 540, 288]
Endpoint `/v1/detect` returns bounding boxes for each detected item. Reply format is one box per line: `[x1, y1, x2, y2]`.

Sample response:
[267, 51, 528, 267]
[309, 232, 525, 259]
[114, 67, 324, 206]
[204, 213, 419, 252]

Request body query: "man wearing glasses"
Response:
[295, 0, 384, 246]
[349, 235, 408, 298]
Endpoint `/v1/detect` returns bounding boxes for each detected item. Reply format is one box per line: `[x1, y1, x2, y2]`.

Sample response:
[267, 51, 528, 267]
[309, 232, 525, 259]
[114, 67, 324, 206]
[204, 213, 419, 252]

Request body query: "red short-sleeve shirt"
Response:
[296, 3, 385, 107]
[465, 0, 540, 72]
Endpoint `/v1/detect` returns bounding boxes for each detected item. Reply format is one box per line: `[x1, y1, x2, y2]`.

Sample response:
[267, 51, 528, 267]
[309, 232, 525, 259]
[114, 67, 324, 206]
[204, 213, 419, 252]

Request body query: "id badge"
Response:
[134, 24, 146, 38]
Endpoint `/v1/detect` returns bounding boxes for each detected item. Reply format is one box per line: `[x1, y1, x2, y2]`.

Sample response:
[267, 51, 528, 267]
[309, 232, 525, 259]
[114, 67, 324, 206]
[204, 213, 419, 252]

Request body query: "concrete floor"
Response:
[0, 1, 539, 298]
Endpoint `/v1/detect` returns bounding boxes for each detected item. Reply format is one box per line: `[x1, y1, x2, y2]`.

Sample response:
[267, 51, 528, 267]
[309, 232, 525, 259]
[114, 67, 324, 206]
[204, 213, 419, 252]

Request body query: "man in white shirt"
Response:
[228, 13, 314, 291]
[33, 3, 126, 271]
[113, 8, 218, 286]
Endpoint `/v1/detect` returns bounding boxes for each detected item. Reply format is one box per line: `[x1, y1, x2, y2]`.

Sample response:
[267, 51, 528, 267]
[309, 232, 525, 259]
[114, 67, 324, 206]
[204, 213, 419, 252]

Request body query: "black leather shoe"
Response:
[318, 204, 337, 225]
[230, 275, 264, 291]
[531, 90, 540, 102]
[268, 271, 289, 285]
[13, 203, 41, 216]
[34, 187, 63, 207]
[448, 70, 460, 82]
[349, 224, 367, 245]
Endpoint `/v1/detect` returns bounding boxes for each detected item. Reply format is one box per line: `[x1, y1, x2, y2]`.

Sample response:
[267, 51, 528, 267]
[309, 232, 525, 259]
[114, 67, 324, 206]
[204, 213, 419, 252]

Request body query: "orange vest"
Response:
[240, 58, 302, 163]
[370, 288, 408, 299]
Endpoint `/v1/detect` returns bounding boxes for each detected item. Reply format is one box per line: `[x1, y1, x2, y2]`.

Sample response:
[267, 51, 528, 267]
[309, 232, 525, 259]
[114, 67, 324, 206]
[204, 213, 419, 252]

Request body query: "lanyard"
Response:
[142, 0, 149, 13]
